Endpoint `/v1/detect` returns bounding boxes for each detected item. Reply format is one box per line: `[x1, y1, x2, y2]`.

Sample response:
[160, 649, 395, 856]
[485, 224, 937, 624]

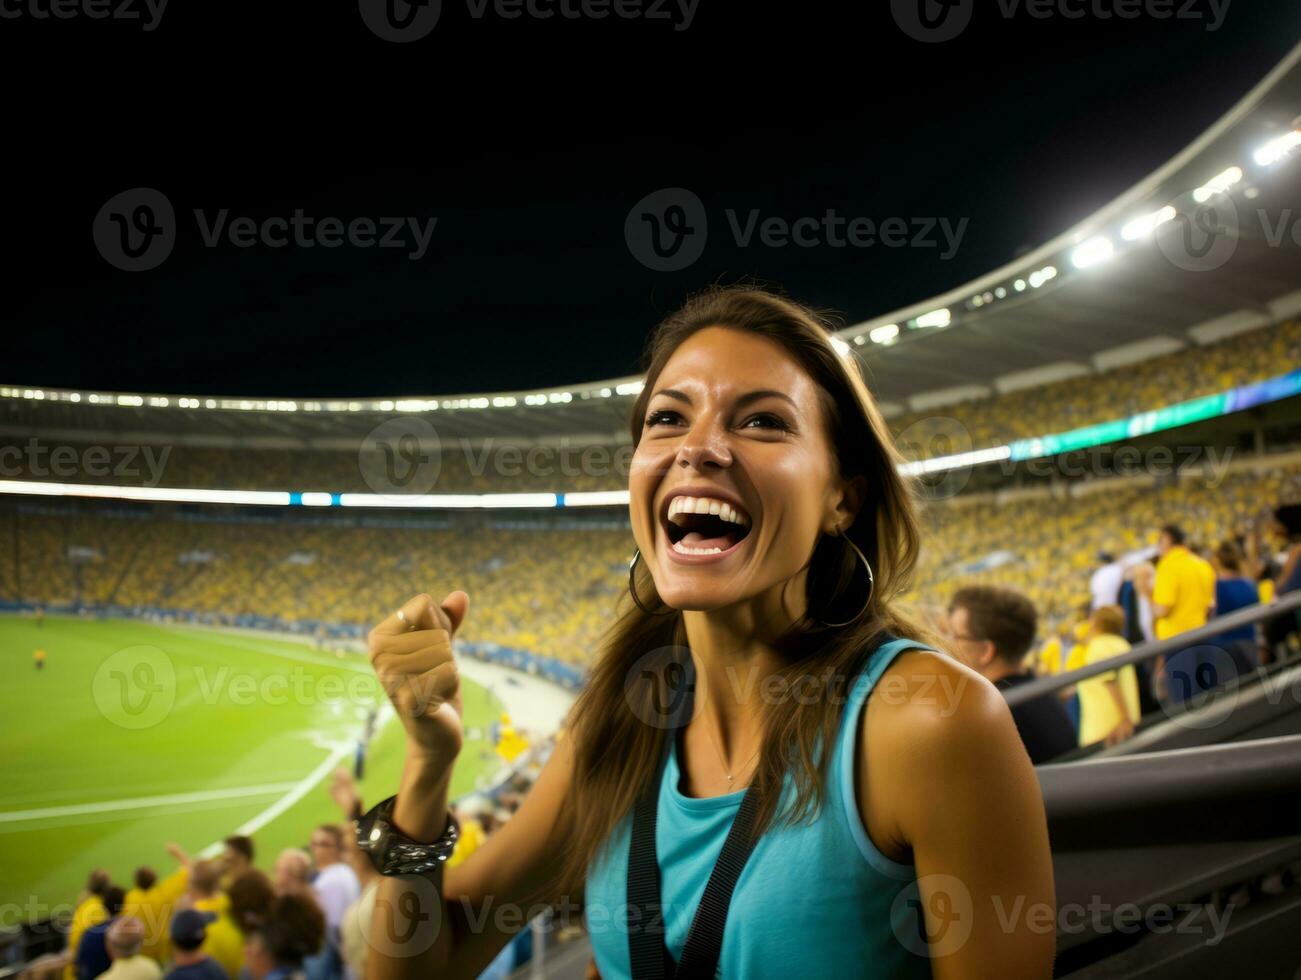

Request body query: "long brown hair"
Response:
[551, 284, 933, 902]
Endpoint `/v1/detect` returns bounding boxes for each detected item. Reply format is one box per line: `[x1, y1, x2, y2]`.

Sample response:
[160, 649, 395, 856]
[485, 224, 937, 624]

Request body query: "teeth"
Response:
[672, 540, 724, 556]
[666, 495, 750, 527]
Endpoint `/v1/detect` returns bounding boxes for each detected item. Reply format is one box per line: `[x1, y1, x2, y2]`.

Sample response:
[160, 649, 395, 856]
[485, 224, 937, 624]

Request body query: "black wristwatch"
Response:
[356, 795, 460, 876]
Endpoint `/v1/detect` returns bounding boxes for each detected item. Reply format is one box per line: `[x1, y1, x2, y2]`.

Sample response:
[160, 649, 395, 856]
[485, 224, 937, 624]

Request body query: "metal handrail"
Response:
[1003, 591, 1301, 707]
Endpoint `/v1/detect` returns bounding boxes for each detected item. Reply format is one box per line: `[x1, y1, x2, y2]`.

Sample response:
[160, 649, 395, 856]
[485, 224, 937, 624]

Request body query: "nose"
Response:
[676, 418, 732, 471]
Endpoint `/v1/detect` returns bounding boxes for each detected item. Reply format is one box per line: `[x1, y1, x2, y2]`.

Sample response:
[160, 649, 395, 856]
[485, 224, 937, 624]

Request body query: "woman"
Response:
[364, 287, 1055, 978]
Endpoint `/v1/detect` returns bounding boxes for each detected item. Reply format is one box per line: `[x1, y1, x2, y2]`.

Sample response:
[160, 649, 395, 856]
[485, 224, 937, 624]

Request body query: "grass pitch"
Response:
[0, 615, 503, 919]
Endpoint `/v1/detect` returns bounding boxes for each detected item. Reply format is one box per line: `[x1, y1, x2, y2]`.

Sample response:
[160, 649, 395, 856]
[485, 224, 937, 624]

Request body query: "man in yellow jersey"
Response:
[34, 647, 47, 670]
[64, 871, 111, 980]
[123, 843, 192, 964]
[1146, 524, 1216, 704]
[185, 861, 243, 979]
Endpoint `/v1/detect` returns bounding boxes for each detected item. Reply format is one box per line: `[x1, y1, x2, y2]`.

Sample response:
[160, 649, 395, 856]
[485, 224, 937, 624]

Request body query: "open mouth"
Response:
[662, 494, 753, 557]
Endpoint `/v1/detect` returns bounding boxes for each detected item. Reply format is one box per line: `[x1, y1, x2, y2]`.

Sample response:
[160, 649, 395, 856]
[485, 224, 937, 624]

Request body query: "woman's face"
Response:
[629, 326, 855, 614]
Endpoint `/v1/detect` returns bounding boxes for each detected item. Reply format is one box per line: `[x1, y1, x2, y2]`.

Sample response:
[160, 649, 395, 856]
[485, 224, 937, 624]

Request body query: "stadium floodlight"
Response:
[912, 308, 951, 329]
[1027, 265, 1057, 288]
[1121, 205, 1177, 241]
[117, 394, 144, 407]
[853, 335, 866, 346]
[1071, 236, 1115, 269]
[615, 381, 644, 396]
[1253, 131, 1301, 167]
[830, 336, 851, 357]
[1014, 279, 1026, 292]
[1192, 166, 1243, 203]
[870, 323, 900, 345]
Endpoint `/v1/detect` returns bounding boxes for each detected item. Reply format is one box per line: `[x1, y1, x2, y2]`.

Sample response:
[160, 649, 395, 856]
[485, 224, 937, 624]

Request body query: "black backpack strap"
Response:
[628, 746, 674, 980]
[673, 783, 763, 979]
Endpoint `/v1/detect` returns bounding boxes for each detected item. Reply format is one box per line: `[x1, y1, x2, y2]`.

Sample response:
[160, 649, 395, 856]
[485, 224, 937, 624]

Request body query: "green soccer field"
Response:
[0, 615, 504, 920]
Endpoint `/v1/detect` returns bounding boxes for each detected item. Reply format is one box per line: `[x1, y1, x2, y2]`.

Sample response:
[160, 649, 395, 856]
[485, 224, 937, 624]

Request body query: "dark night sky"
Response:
[3, 0, 1298, 397]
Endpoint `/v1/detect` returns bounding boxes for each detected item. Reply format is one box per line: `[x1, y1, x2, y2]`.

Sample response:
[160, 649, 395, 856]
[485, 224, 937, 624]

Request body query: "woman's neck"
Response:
[681, 593, 794, 754]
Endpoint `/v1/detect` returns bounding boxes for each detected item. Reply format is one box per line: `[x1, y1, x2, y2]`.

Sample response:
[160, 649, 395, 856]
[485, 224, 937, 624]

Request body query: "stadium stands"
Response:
[5, 453, 1298, 665]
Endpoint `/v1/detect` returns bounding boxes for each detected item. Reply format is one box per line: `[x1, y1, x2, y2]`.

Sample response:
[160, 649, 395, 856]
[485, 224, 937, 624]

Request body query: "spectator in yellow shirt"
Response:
[65, 870, 111, 980]
[123, 845, 192, 964]
[185, 862, 242, 980]
[1147, 524, 1216, 704]
[1076, 606, 1141, 747]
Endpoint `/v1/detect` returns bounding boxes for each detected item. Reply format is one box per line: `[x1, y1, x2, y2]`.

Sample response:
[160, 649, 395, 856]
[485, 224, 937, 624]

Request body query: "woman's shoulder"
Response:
[864, 647, 1018, 782]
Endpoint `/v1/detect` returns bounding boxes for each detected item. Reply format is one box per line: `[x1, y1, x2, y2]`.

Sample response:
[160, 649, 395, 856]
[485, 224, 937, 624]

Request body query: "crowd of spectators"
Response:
[20, 745, 556, 980]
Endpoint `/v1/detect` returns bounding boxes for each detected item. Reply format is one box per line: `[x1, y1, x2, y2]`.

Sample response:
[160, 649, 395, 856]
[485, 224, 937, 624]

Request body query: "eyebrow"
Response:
[650, 388, 798, 411]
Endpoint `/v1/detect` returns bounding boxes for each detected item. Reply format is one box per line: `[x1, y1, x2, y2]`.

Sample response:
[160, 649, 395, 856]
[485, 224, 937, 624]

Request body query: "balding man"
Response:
[100, 918, 160, 980]
[273, 849, 312, 897]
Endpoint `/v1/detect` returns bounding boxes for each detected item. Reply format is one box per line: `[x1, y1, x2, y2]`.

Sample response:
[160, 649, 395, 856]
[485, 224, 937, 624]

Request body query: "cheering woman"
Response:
[360, 286, 1055, 979]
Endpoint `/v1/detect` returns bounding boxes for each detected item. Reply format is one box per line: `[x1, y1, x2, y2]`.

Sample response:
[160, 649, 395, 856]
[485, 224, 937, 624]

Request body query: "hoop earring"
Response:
[813, 534, 875, 629]
[628, 548, 676, 616]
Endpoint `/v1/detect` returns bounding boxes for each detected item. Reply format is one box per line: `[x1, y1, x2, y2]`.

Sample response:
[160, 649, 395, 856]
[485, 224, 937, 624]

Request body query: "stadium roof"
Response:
[6, 42, 1301, 450]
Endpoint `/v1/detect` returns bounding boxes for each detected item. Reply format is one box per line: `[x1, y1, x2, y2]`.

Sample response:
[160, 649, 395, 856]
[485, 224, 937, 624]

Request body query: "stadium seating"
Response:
[4, 456, 1298, 665]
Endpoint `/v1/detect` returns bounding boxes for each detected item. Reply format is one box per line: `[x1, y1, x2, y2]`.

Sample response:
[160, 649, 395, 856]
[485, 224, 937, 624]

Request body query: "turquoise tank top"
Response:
[584, 638, 935, 979]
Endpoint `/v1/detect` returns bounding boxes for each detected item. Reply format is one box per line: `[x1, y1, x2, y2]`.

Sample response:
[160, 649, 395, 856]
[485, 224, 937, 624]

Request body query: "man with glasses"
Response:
[304, 826, 359, 980]
[946, 585, 1077, 764]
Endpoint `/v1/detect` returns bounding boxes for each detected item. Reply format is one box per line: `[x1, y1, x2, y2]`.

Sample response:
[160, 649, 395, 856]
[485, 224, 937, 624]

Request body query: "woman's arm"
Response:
[366, 734, 578, 980]
[863, 651, 1056, 978]
[364, 594, 579, 980]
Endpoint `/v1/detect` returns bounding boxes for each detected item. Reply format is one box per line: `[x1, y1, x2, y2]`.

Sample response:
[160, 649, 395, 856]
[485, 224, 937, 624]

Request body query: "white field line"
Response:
[0, 782, 301, 823]
[197, 704, 395, 859]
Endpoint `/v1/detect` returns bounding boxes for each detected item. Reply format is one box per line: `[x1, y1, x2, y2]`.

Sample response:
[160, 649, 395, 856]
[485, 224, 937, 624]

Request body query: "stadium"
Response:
[6, 15, 1301, 980]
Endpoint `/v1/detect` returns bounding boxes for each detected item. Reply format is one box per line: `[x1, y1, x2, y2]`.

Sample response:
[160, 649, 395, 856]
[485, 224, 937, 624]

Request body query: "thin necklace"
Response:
[702, 718, 762, 789]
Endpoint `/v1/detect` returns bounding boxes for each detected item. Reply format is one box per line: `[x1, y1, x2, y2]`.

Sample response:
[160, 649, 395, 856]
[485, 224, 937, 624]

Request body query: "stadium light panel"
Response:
[564, 490, 632, 506]
[1071, 237, 1114, 269]
[870, 323, 900, 344]
[1253, 131, 1301, 167]
[913, 309, 951, 329]
[1121, 206, 1177, 241]
[830, 336, 851, 357]
[615, 381, 644, 396]
[1192, 166, 1243, 203]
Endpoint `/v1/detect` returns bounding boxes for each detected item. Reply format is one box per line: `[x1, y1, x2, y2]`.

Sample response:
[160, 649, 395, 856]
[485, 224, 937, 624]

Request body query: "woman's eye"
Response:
[646, 409, 684, 428]
[741, 413, 790, 431]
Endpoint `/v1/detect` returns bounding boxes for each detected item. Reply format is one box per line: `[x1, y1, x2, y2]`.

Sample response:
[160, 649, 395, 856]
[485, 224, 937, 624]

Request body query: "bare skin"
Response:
[365, 327, 1055, 979]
